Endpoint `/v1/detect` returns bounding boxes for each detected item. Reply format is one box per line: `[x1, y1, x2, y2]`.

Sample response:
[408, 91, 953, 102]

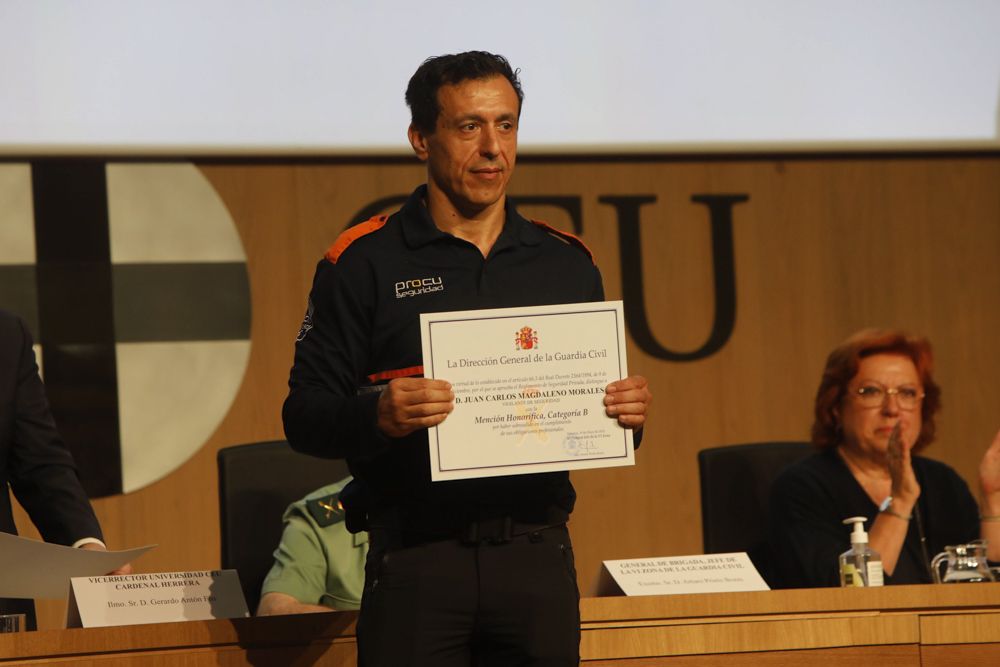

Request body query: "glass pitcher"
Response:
[931, 540, 995, 583]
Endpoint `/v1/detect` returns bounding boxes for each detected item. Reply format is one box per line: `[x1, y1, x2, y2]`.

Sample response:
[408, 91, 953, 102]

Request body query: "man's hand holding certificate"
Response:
[416, 300, 647, 481]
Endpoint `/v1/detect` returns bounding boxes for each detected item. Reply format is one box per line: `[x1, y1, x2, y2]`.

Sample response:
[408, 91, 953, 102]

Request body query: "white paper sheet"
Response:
[0, 532, 155, 599]
[420, 301, 634, 481]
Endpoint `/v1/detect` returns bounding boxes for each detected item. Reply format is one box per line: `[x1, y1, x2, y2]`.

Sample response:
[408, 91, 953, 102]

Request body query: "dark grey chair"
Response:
[217, 440, 349, 613]
[697, 441, 811, 586]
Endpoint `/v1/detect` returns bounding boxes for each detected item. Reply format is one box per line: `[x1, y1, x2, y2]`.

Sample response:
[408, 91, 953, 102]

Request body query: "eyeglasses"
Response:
[851, 383, 924, 411]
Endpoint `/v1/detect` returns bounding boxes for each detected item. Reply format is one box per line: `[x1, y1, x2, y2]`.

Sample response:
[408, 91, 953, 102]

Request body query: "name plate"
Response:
[602, 553, 769, 596]
[69, 569, 249, 627]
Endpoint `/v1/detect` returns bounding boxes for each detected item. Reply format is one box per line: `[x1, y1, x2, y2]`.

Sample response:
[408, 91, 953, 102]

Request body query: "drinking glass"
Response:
[0, 613, 25, 633]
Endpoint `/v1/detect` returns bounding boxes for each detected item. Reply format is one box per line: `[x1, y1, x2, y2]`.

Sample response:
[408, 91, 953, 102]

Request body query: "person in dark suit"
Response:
[0, 309, 127, 629]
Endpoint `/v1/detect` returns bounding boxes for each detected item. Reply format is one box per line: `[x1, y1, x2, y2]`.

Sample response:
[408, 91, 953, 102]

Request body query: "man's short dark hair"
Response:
[405, 51, 523, 135]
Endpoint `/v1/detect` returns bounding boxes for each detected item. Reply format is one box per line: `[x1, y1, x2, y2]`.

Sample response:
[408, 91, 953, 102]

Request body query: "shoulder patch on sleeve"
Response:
[325, 215, 390, 263]
[306, 493, 346, 527]
[529, 219, 595, 264]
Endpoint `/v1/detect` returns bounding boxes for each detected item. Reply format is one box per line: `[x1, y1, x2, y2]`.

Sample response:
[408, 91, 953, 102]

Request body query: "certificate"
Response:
[420, 301, 634, 481]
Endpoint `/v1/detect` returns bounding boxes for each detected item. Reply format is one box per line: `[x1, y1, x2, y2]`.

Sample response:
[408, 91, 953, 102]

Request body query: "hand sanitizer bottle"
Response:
[839, 516, 884, 587]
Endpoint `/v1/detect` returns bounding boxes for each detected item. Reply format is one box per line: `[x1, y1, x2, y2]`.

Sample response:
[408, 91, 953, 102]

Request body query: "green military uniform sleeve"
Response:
[260, 479, 368, 610]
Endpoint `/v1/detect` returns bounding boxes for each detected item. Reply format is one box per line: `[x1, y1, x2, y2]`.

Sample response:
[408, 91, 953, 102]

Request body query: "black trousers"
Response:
[357, 524, 580, 667]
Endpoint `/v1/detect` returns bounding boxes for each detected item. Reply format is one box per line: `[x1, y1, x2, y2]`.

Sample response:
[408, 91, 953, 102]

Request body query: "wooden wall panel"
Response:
[16, 153, 1000, 628]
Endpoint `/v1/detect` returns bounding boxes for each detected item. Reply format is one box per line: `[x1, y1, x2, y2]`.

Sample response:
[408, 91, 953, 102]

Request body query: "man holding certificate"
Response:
[284, 51, 651, 667]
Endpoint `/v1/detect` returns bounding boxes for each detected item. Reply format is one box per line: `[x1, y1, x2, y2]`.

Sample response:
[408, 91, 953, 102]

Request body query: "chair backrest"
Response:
[217, 440, 349, 613]
[697, 441, 811, 583]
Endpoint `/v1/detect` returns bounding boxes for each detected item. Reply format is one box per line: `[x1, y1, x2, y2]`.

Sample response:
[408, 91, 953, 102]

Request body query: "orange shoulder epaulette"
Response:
[529, 219, 595, 264]
[324, 215, 389, 263]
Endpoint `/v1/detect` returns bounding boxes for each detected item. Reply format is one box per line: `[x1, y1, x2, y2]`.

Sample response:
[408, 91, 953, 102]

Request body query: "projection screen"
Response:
[1, 0, 998, 154]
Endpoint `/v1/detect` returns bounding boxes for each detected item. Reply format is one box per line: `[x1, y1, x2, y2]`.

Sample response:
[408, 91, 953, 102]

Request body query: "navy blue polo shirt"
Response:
[284, 185, 604, 527]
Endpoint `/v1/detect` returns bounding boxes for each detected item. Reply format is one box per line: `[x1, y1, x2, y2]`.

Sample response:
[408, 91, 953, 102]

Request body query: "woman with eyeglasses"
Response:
[766, 328, 1000, 587]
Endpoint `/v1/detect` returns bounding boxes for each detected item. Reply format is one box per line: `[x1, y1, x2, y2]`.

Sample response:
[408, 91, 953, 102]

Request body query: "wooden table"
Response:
[581, 583, 1000, 665]
[2, 585, 999, 665]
